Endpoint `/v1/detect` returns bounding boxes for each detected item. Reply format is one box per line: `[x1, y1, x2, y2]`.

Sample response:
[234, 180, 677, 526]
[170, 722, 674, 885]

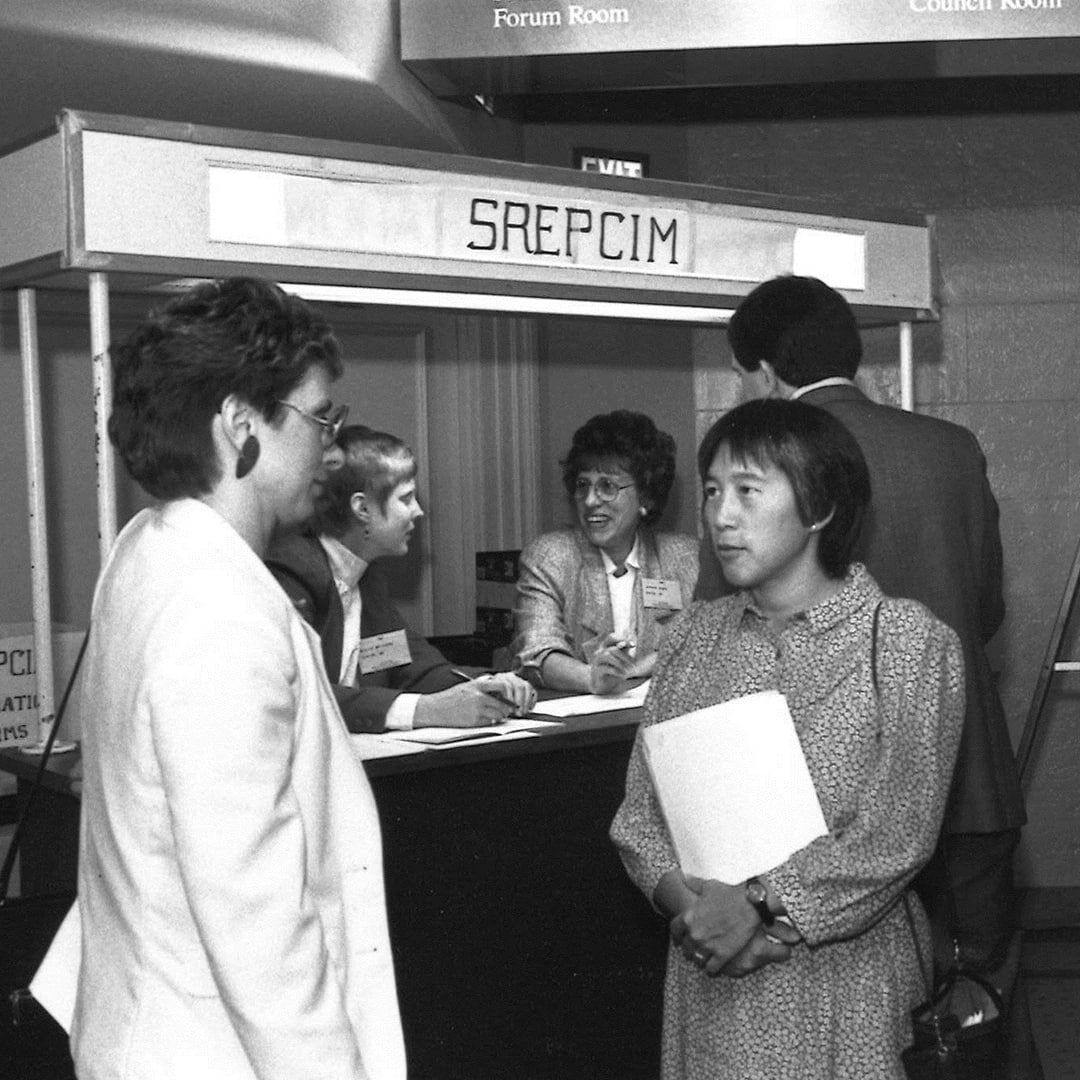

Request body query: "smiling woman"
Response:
[512, 409, 698, 695]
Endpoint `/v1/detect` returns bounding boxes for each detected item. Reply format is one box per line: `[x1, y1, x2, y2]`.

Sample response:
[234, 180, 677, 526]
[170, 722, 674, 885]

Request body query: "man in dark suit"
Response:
[696, 275, 1037, 1077]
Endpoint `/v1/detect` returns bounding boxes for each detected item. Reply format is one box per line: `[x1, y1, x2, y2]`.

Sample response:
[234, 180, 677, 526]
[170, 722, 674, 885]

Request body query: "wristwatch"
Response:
[745, 878, 776, 926]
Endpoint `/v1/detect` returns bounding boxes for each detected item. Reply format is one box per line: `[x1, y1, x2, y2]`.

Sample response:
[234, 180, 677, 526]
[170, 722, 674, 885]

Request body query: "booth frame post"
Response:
[90, 272, 117, 563]
[899, 320, 914, 412]
[18, 287, 56, 748]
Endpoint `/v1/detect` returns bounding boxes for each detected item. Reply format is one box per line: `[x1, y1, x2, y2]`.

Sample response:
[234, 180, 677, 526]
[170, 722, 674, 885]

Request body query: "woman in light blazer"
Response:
[70, 278, 406, 1080]
[513, 410, 698, 695]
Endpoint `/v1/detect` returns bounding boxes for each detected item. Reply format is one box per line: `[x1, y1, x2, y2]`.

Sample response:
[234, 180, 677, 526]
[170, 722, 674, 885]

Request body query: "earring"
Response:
[235, 434, 260, 479]
[639, 507, 648, 518]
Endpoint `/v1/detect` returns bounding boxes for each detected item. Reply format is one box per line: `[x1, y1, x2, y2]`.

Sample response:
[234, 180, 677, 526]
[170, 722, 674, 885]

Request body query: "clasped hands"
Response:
[668, 874, 802, 979]
[589, 633, 654, 695]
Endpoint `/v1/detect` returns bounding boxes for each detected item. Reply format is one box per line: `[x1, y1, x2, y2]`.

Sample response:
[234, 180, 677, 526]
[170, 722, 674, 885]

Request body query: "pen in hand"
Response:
[450, 669, 519, 714]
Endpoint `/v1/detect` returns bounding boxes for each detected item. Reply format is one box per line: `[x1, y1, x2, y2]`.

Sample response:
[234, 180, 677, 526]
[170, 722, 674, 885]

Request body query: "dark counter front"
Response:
[1, 707, 667, 1080]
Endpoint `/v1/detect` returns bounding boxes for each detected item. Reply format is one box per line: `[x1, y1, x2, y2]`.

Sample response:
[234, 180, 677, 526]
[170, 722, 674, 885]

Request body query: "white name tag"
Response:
[641, 577, 683, 611]
[358, 629, 412, 675]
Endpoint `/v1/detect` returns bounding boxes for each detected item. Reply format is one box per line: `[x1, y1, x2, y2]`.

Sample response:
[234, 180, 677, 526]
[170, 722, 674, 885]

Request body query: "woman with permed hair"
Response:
[56, 277, 406, 1080]
[512, 409, 698, 695]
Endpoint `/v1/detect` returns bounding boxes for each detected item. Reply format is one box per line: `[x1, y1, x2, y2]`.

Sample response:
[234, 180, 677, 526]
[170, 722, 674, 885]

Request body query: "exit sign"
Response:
[574, 148, 649, 179]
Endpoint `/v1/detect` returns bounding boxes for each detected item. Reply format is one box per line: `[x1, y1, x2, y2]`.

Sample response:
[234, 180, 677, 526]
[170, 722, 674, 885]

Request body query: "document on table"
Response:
[641, 690, 827, 884]
[531, 679, 651, 717]
[350, 734, 430, 761]
[382, 718, 563, 749]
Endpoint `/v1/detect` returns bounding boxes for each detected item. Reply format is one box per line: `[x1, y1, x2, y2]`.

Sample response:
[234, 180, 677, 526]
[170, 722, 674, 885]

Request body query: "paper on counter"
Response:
[531, 679, 650, 718]
[641, 690, 827, 884]
[350, 734, 430, 761]
[385, 718, 561, 747]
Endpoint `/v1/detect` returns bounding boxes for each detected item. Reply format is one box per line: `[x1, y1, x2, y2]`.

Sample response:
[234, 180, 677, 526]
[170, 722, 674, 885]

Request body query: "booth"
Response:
[0, 110, 935, 1078]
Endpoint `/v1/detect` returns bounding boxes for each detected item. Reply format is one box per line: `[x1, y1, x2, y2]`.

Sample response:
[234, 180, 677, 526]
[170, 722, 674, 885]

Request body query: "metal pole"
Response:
[89, 272, 117, 562]
[899, 320, 914, 412]
[18, 288, 56, 749]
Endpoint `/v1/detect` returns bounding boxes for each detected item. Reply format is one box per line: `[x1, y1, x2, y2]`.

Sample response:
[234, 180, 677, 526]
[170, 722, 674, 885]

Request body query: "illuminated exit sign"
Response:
[574, 148, 649, 179]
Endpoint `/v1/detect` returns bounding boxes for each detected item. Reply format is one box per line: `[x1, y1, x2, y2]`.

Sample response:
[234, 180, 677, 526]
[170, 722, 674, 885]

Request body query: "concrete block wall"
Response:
[688, 103, 1080, 887]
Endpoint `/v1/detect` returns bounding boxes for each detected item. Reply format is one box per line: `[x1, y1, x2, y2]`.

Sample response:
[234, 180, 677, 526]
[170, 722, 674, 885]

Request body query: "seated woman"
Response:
[512, 409, 698, 695]
[610, 398, 965, 1079]
[267, 424, 535, 733]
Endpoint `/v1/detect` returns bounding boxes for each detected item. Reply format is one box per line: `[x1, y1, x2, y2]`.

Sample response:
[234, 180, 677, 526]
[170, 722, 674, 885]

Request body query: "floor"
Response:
[1022, 889, 1080, 1080]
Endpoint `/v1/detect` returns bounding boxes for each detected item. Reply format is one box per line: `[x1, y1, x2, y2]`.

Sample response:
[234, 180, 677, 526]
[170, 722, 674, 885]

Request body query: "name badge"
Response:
[359, 629, 412, 675]
[641, 577, 683, 611]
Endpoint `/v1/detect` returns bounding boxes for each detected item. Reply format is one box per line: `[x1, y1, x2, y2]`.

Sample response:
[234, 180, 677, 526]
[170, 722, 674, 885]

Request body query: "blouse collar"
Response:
[734, 562, 880, 633]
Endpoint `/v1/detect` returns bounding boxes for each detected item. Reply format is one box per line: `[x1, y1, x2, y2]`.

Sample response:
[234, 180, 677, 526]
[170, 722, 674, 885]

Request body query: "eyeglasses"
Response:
[573, 476, 636, 503]
[277, 401, 349, 446]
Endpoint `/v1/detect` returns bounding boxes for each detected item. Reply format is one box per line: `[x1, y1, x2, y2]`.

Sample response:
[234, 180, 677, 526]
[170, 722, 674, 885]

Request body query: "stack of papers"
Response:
[641, 690, 827, 883]
[349, 718, 562, 758]
[531, 679, 650, 718]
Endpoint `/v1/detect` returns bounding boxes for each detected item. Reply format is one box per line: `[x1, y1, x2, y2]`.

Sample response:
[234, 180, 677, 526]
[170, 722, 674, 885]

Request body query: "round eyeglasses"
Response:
[573, 476, 636, 503]
[277, 401, 349, 446]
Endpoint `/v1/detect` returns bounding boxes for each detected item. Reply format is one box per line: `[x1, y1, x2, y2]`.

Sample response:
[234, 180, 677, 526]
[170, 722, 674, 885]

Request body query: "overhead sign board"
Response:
[401, 0, 1080, 97]
[403, 0, 1076, 60]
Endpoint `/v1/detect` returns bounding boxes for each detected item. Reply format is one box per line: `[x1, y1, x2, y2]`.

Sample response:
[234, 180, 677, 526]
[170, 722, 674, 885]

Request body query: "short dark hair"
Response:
[315, 424, 417, 538]
[727, 275, 862, 386]
[109, 277, 342, 500]
[697, 398, 870, 579]
[561, 410, 677, 527]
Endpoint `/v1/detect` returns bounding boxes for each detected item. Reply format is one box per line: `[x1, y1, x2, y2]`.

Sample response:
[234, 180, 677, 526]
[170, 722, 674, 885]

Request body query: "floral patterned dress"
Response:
[610, 564, 965, 1079]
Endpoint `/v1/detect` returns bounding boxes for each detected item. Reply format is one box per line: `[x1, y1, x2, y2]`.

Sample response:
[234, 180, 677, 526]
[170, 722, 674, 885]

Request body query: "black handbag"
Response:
[870, 605, 1008, 1080]
[900, 962, 1007, 1080]
[0, 632, 88, 1080]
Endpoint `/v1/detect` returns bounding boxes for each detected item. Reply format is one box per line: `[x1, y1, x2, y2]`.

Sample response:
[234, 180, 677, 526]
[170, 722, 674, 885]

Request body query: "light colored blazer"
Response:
[69, 500, 405, 1080]
[512, 526, 699, 683]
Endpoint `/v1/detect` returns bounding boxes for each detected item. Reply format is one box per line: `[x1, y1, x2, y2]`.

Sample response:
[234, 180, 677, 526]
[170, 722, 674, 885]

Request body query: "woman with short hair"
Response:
[512, 409, 698, 695]
[267, 424, 535, 732]
[71, 277, 405, 1080]
[611, 398, 965, 1079]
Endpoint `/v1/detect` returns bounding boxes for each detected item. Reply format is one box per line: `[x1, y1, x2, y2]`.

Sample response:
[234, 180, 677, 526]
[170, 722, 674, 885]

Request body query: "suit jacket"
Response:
[696, 384, 1024, 835]
[266, 531, 458, 733]
[512, 526, 699, 682]
[71, 499, 405, 1080]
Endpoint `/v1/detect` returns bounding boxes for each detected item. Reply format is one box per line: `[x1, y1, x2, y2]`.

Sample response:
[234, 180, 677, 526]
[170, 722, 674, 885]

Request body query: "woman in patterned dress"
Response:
[611, 398, 965, 1079]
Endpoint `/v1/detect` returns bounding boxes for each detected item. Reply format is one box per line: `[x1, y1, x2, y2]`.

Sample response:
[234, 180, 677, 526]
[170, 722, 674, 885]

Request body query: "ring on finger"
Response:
[693, 950, 708, 965]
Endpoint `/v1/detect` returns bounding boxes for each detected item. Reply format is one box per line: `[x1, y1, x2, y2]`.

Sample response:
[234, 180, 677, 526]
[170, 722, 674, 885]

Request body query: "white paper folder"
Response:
[641, 690, 827, 884]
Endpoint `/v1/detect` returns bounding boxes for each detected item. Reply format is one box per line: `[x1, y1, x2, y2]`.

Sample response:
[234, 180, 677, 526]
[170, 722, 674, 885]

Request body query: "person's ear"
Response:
[758, 360, 781, 397]
[218, 394, 255, 449]
[350, 491, 370, 523]
[808, 506, 836, 533]
[218, 394, 260, 478]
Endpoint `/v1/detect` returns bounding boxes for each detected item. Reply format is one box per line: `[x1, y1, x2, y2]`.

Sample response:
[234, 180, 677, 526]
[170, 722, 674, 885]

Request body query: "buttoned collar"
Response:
[733, 562, 879, 633]
[600, 534, 642, 578]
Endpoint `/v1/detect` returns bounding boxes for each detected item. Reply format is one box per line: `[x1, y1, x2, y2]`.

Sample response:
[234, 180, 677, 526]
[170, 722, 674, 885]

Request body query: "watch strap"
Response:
[746, 878, 776, 926]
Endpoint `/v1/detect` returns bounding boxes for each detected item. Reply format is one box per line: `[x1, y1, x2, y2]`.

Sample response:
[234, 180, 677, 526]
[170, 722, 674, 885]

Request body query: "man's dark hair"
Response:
[727, 275, 862, 387]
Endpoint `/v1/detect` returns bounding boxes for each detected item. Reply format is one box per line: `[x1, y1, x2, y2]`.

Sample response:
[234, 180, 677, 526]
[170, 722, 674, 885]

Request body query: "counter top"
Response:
[0, 701, 643, 792]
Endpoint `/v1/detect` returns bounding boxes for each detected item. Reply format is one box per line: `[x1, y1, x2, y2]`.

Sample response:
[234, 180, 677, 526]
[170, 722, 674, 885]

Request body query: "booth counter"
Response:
[1, 704, 666, 1080]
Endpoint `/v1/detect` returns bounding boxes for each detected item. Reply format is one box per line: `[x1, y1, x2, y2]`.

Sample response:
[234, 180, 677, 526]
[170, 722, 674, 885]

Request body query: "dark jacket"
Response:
[695, 384, 1024, 835]
[266, 531, 458, 733]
